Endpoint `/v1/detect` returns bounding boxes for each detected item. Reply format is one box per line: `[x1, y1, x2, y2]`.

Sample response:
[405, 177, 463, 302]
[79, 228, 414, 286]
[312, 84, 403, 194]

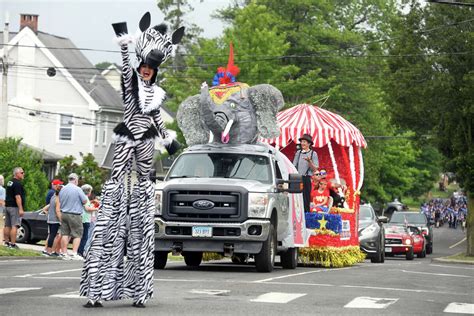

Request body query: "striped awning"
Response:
[260, 104, 367, 148]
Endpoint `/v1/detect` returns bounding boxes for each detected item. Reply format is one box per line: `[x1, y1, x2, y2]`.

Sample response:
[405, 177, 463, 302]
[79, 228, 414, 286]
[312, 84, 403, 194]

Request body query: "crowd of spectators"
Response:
[421, 192, 468, 231]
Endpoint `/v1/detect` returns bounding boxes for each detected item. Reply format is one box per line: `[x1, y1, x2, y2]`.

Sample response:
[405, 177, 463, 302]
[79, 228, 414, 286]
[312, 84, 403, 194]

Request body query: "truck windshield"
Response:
[168, 153, 272, 184]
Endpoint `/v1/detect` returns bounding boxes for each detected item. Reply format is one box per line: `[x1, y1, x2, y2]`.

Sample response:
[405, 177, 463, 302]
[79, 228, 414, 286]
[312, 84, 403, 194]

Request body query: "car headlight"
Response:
[405, 239, 412, 245]
[155, 190, 163, 215]
[360, 224, 377, 237]
[248, 193, 268, 218]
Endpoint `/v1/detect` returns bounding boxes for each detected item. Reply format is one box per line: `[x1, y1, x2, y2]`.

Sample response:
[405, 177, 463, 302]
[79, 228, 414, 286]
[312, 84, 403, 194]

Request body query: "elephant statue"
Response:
[177, 81, 284, 146]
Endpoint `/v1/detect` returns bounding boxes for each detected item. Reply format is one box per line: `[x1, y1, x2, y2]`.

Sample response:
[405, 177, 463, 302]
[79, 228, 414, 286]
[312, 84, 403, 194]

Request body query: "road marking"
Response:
[444, 302, 474, 314]
[189, 289, 230, 296]
[14, 268, 82, 278]
[449, 237, 467, 249]
[253, 266, 354, 283]
[400, 269, 472, 278]
[50, 291, 82, 299]
[0, 260, 30, 263]
[250, 292, 306, 304]
[430, 264, 474, 270]
[340, 284, 470, 296]
[0, 287, 42, 295]
[344, 297, 398, 309]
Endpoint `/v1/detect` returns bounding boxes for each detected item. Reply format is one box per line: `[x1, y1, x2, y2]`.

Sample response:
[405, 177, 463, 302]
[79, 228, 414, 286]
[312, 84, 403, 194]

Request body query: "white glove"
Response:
[114, 34, 134, 46]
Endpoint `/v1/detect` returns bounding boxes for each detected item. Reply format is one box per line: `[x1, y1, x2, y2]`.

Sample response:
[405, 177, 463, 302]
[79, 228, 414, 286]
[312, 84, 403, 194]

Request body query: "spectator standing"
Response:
[293, 134, 319, 213]
[4, 167, 25, 249]
[77, 184, 98, 257]
[42, 183, 63, 256]
[59, 173, 88, 260]
[46, 179, 63, 205]
[0, 175, 5, 246]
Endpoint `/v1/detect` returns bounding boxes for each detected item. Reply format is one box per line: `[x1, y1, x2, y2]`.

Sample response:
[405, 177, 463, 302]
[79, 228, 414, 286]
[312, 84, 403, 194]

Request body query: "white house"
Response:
[0, 14, 176, 174]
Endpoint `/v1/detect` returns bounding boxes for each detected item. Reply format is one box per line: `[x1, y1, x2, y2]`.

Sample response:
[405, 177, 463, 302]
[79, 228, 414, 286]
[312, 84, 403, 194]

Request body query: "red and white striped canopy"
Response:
[260, 104, 367, 148]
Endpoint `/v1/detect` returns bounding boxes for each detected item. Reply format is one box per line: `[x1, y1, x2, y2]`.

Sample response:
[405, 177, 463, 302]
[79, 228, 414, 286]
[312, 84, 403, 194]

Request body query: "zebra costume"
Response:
[80, 12, 184, 307]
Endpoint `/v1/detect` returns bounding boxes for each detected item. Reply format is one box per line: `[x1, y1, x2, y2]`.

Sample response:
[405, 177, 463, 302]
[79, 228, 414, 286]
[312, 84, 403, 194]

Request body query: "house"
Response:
[0, 14, 177, 175]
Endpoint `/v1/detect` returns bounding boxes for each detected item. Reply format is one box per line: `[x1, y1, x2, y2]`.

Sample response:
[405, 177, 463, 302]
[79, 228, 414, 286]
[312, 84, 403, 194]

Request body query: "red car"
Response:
[384, 224, 425, 260]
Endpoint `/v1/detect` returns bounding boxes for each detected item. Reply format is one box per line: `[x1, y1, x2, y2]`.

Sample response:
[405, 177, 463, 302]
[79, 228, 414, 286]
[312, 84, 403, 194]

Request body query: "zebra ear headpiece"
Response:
[135, 12, 185, 70]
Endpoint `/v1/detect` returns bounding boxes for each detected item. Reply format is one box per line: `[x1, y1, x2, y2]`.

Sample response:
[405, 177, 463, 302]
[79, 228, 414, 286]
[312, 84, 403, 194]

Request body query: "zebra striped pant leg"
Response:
[110, 141, 136, 182]
[134, 138, 155, 179]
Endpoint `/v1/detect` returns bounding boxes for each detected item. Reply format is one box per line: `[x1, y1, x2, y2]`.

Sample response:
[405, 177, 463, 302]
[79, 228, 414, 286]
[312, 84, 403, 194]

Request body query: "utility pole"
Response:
[1, 12, 9, 138]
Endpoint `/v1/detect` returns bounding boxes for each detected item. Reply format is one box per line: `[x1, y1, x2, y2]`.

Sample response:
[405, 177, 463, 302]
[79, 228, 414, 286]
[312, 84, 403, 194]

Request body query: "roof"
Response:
[20, 143, 63, 162]
[1, 30, 123, 111]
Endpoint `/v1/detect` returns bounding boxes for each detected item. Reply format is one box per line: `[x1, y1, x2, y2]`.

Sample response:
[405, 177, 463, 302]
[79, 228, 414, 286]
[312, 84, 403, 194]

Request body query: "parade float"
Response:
[261, 103, 367, 267]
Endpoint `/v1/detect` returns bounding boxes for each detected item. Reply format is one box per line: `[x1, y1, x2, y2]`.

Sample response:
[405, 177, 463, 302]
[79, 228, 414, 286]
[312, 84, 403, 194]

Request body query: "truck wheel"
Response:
[184, 252, 203, 267]
[280, 247, 298, 269]
[255, 224, 276, 272]
[154, 251, 168, 269]
[406, 248, 414, 260]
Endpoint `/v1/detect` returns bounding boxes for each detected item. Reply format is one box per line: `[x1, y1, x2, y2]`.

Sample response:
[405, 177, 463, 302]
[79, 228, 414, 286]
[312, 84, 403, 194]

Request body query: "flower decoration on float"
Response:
[212, 42, 240, 86]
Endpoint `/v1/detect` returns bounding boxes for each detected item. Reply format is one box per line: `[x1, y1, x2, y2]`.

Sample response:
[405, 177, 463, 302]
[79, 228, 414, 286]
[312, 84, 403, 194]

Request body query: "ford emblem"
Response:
[193, 200, 215, 210]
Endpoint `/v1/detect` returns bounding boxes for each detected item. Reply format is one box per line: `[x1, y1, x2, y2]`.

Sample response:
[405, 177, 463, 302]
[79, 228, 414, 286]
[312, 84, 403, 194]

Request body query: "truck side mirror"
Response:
[276, 173, 303, 193]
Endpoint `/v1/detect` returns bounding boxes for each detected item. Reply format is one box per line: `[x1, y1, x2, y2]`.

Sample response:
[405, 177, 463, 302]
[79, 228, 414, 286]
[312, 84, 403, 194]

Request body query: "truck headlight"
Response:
[360, 224, 377, 237]
[155, 190, 163, 215]
[248, 193, 268, 218]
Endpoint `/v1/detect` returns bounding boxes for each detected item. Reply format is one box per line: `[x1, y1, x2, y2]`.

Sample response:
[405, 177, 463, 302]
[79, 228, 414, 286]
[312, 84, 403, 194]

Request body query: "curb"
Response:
[0, 256, 47, 261]
[431, 257, 474, 265]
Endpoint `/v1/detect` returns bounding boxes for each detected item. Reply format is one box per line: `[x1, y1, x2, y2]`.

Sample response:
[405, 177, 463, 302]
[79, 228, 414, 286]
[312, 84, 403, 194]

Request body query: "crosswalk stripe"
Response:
[0, 287, 42, 295]
[344, 297, 399, 309]
[444, 303, 474, 314]
[250, 292, 306, 304]
[50, 291, 81, 299]
[189, 289, 230, 295]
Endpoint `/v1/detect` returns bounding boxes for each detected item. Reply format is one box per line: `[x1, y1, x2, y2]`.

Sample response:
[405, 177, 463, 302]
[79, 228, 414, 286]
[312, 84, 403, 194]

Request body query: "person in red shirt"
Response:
[311, 179, 331, 213]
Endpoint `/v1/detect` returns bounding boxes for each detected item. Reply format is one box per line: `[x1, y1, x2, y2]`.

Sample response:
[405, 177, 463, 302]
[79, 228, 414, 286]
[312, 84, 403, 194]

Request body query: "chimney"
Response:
[20, 14, 39, 33]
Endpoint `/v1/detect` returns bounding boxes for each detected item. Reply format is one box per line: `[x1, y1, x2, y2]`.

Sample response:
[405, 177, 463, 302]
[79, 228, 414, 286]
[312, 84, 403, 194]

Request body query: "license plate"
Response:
[385, 247, 391, 253]
[192, 226, 212, 237]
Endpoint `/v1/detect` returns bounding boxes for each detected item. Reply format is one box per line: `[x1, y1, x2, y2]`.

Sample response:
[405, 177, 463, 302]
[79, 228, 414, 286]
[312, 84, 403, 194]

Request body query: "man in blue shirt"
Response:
[59, 173, 88, 261]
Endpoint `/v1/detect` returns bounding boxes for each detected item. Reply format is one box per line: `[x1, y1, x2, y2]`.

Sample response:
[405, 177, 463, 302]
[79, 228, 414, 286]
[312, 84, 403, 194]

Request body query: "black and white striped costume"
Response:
[80, 14, 184, 306]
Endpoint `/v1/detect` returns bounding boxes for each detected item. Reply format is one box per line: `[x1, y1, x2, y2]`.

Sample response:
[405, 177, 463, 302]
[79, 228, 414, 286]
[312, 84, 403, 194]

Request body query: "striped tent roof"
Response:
[260, 104, 367, 148]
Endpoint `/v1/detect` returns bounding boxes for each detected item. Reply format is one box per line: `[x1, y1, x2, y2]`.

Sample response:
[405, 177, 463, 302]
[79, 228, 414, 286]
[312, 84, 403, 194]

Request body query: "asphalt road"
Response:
[0, 225, 472, 316]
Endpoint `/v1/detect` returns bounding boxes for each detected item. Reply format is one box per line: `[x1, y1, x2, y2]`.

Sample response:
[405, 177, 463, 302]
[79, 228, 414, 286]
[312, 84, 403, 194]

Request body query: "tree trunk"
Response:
[467, 192, 474, 256]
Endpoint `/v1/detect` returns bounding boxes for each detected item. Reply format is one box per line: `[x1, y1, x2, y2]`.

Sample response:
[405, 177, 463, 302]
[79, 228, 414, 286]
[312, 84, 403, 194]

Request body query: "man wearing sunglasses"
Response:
[293, 134, 319, 212]
[4, 167, 25, 249]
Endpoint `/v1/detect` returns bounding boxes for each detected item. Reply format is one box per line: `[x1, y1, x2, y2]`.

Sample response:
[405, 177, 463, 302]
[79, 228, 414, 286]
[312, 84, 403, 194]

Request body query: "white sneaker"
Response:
[70, 253, 84, 261]
[61, 254, 71, 261]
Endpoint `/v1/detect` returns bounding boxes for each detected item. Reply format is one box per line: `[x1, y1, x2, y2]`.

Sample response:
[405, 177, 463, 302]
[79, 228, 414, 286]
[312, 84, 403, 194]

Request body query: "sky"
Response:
[1, 0, 230, 65]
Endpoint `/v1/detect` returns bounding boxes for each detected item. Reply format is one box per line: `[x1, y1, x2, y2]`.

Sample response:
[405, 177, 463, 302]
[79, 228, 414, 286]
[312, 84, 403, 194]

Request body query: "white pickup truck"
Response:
[154, 142, 307, 272]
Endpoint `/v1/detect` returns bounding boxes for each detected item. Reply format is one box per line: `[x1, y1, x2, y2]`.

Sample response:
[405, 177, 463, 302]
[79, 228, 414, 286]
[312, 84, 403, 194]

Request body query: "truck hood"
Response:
[156, 177, 272, 192]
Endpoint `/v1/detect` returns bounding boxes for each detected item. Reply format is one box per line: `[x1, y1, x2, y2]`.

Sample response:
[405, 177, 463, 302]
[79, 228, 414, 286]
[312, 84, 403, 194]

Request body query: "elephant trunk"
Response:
[200, 84, 223, 137]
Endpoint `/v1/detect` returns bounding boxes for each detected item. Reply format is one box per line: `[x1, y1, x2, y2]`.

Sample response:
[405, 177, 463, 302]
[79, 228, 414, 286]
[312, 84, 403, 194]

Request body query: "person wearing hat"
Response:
[46, 179, 63, 205]
[293, 133, 319, 213]
[41, 179, 64, 256]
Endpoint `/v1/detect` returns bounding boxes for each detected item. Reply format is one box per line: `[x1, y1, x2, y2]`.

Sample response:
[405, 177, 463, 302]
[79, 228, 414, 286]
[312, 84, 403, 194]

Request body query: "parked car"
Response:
[384, 224, 415, 260]
[389, 211, 433, 254]
[407, 226, 426, 258]
[358, 203, 387, 263]
[16, 210, 48, 244]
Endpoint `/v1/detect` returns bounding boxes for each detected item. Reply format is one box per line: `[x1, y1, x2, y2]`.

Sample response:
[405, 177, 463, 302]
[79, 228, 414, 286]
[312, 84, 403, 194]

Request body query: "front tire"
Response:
[184, 251, 203, 267]
[16, 223, 30, 244]
[281, 247, 298, 269]
[255, 224, 276, 272]
[154, 251, 168, 269]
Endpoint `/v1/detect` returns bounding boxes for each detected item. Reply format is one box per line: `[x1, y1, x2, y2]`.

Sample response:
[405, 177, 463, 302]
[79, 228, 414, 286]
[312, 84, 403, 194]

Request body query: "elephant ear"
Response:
[248, 84, 284, 139]
[177, 95, 210, 146]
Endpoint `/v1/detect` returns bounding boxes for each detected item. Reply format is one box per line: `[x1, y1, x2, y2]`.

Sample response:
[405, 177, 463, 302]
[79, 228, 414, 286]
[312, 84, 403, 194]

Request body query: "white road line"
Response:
[254, 266, 354, 283]
[344, 297, 398, 309]
[430, 264, 474, 270]
[189, 289, 230, 295]
[250, 292, 306, 304]
[444, 302, 474, 314]
[50, 291, 82, 299]
[14, 268, 82, 278]
[0, 287, 42, 295]
[400, 269, 472, 278]
[449, 237, 467, 249]
[0, 260, 30, 263]
[340, 285, 470, 296]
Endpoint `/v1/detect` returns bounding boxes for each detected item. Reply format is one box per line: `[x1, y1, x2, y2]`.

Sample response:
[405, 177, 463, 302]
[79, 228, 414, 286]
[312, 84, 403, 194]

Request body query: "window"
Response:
[94, 128, 99, 145]
[102, 116, 108, 146]
[59, 114, 73, 141]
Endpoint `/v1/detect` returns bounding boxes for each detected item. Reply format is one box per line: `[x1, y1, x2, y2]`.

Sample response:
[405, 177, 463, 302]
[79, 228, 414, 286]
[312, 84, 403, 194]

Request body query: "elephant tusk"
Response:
[221, 119, 234, 143]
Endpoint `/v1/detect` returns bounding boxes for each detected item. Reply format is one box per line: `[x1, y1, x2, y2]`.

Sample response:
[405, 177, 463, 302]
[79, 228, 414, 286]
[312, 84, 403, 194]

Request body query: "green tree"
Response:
[0, 138, 49, 211]
[57, 154, 107, 195]
[95, 61, 112, 71]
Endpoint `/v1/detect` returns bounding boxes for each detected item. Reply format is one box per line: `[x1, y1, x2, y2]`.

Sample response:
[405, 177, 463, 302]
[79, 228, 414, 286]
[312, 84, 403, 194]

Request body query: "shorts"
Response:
[5, 207, 21, 228]
[60, 212, 83, 239]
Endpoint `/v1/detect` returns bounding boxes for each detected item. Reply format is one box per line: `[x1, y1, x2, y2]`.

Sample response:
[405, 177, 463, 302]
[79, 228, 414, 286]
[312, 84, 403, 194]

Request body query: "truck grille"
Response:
[385, 238, 402, 245]
[162, 185, 248, 222]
